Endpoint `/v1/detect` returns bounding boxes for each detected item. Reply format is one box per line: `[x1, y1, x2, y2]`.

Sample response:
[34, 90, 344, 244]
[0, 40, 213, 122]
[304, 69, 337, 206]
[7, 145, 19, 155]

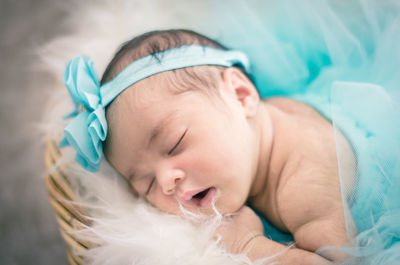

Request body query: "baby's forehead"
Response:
[116, 72, 180, 107]
[117, 65, 222, 104]
[111, 75, 182, 120]
[106, 64, 225, 136]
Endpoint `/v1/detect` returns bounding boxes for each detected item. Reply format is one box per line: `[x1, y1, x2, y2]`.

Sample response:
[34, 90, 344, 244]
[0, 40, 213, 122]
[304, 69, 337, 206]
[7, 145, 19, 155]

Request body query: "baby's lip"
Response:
[178, 187, 217, 208]
[179, 188, 206, 201]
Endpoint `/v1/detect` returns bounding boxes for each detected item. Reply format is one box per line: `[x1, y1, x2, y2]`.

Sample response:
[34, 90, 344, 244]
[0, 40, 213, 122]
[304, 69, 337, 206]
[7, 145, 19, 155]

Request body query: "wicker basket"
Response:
[44, 140, 94, 265]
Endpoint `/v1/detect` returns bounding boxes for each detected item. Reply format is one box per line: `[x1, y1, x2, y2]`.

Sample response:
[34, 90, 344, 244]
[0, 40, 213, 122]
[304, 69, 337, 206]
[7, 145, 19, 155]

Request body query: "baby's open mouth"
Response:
[190, 187, 217, 208]
[193, 188, 210, 199]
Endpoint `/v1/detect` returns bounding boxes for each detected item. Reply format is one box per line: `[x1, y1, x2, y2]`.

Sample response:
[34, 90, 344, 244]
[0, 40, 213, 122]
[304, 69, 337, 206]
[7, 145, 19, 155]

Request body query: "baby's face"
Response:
[104, 71, 260, 215]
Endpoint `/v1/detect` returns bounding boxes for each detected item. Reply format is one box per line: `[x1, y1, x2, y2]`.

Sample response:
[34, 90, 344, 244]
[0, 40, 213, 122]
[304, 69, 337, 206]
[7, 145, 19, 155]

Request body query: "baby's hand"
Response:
[216, 206, 333, 265]
[216, 206, 265, 254]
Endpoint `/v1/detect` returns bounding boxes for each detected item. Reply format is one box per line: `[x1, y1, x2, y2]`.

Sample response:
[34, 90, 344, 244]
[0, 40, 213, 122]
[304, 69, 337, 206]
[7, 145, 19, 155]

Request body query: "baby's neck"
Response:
[248, 101, 297, 229]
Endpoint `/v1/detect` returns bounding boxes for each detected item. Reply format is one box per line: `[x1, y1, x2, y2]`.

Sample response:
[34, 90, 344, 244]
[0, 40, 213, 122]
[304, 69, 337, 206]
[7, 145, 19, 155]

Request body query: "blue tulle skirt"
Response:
[208, 0, 400, 264]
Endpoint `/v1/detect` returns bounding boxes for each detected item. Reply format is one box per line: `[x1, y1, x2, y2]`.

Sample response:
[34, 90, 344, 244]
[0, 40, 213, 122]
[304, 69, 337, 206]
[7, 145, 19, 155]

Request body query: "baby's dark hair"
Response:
[101, 29, 232, 85]
[101, 29, 253, 93]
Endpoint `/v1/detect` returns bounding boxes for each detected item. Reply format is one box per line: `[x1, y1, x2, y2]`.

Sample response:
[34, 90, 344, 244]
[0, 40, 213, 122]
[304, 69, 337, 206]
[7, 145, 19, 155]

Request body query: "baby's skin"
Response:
[218, 97, 356, 264]
[104, 66, 356, 264]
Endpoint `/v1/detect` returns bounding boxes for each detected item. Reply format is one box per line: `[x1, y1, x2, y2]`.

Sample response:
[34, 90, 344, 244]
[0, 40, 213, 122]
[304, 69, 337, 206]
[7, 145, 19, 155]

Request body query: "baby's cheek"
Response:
[130, 179, 148, 196]
[146, 187, 181, 214]
[173, 149, 205, 174]
[182, 153, 224, 184]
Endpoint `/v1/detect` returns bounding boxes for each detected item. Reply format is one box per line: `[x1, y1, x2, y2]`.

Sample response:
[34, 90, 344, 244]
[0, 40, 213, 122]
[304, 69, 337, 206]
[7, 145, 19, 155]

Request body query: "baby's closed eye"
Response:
[167, 128, 188, 156]
[129, 174, 155, 196]
[145, 176, 156, 195]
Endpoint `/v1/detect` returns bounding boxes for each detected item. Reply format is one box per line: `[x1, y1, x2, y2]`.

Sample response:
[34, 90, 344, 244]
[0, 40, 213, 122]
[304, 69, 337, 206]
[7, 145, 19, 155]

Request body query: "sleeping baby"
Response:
[61, 29, 357, 264]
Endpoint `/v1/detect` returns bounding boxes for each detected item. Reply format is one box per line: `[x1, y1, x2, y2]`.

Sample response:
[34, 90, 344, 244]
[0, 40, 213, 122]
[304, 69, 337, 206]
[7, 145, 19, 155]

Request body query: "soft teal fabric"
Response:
[212, 0, 400, 263]
[61, 45, 249, 171]
[60, 56, 106, 172]
[100, 45, 250, 106]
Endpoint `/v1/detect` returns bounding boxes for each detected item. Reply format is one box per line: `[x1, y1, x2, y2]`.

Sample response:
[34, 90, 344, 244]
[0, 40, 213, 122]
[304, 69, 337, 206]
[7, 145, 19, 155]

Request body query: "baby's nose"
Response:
[157, 168, 185, 195]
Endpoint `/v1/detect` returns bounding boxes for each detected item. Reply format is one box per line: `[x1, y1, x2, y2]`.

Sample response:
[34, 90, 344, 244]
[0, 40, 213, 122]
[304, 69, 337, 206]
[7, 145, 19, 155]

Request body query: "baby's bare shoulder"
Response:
[263, 97, 355, 257]
[266, 97, 344, 227]
[265, 97, 321, 118]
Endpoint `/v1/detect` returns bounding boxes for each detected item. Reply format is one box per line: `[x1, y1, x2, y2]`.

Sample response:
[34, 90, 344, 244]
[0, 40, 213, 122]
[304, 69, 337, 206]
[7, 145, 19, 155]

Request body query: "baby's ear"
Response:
[221, 67, 260, 118]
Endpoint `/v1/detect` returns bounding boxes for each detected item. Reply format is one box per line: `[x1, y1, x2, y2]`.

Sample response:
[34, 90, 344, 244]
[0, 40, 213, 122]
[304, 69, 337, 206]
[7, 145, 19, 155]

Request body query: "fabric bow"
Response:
[59, 56, 107, 172]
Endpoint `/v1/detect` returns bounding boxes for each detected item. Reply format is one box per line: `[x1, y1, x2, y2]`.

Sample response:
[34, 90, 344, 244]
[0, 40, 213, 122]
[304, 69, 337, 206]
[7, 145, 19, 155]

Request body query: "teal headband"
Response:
[60, 45, 250, 171]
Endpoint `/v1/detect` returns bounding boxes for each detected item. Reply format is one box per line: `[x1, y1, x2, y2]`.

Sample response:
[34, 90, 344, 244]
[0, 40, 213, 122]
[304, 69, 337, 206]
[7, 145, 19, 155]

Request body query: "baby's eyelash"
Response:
[145, 177, 155, 196]
[168, 129, 187, 155]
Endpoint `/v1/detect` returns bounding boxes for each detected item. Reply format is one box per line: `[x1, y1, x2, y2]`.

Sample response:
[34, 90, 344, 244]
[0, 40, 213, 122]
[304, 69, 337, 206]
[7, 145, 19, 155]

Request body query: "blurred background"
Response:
[0, 0, 69, 264]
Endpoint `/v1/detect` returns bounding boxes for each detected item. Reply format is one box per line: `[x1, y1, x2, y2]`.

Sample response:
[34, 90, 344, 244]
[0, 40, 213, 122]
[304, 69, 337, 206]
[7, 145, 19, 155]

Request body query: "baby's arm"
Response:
[278, 177, 352, 262]
[292, 209, 351, 262]
[216, 206, 331, 265]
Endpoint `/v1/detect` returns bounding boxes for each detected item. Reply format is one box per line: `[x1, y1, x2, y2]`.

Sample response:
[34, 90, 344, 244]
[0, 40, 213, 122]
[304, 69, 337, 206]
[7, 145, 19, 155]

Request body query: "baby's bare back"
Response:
[264, 98, 356, 259]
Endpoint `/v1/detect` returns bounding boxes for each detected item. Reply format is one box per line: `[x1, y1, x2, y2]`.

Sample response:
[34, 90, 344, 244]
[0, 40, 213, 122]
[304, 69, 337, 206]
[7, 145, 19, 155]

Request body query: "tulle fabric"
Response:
[208, 0, 400, 264]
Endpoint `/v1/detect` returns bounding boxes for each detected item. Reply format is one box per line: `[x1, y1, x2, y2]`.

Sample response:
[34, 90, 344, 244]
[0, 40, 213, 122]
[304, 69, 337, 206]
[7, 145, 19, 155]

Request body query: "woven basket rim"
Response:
[44, 140, 95, 265]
